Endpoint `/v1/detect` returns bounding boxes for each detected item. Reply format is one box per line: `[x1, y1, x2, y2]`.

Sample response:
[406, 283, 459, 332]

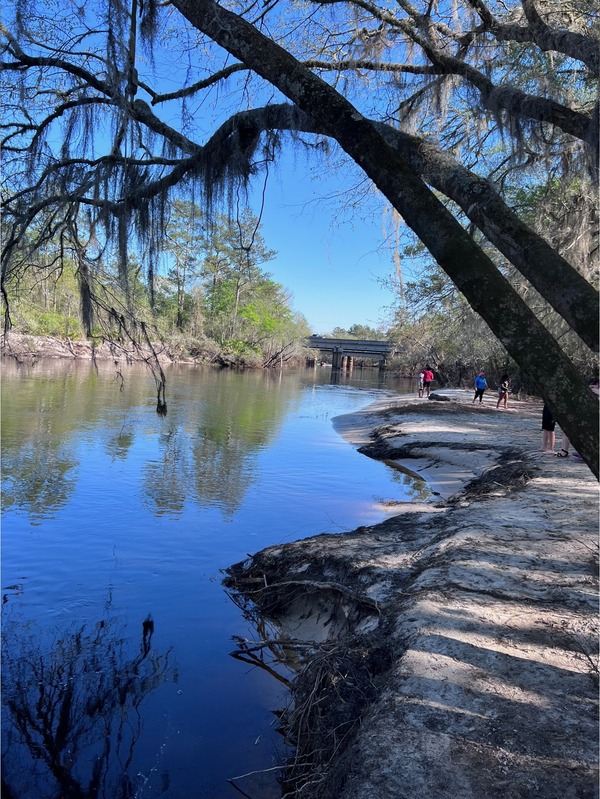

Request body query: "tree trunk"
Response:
[374, 122, 599, 353]
[197, 103, 599, 351]
[173, 0, 599, 476]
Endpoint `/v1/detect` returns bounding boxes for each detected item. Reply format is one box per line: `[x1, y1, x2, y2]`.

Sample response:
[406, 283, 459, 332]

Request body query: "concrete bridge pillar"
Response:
[332, 348, 344, 371]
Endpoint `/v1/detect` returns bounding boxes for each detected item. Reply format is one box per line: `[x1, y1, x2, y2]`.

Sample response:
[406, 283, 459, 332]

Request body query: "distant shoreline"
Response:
[1, 331, 183, 364]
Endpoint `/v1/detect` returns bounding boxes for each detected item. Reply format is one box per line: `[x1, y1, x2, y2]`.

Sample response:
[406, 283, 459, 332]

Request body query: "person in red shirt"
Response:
[422, 365, 434, 397]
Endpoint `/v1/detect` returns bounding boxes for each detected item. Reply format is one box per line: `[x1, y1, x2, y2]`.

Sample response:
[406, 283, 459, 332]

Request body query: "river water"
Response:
[1, 359, 422, 799]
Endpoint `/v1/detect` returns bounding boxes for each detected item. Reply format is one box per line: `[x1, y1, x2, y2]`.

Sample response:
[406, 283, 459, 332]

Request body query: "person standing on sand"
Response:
[497, 374, 510, 409]
[473, 372, 487, 404]
[422, 365, 434, 397]
[418, 370, 424, 398]
[542, 405, 556, 453]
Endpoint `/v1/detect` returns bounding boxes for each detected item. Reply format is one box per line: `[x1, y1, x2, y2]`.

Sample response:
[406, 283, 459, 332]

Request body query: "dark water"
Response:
[1, 360, 421, 798]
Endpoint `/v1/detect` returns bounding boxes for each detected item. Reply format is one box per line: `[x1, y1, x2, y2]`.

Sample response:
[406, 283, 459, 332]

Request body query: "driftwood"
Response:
[232, 577, 382, 613]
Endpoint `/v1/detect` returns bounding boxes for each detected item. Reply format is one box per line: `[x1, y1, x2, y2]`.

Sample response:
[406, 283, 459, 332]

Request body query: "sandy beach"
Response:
[226, 388, 599, 799]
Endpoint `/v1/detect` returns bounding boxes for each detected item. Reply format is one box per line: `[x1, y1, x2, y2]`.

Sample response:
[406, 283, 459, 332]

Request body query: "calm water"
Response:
[1, 359, 421, 799]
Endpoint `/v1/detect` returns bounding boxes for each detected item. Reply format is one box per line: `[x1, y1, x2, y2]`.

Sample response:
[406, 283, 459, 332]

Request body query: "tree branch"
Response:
[170, 0, 600, 473]
[304, 0, 596, 146]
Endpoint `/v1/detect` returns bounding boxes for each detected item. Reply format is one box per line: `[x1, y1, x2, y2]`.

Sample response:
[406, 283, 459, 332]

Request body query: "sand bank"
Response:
[226, 390, 599, 799]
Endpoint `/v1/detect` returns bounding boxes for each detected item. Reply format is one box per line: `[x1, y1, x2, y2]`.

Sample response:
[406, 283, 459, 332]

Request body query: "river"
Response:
[1, 359, 422, 799]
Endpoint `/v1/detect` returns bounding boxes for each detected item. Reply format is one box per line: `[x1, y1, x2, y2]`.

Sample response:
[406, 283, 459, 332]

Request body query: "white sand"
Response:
[244, 389, 599, 799]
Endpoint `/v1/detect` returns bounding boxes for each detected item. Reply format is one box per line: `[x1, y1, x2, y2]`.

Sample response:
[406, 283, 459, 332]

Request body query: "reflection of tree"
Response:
[140, 371, 295, 518]
[1, 360, 157, 522]
[1, 610, 174, 799]
[191, 372, 291, 517]
[1, 362, 93, 523]
[1, 441, 77, 522]
[192, 436, 255, 518]
[105, 427, 135, 462]
[142, 428, 193, 516]
[141, 419, 256, 518]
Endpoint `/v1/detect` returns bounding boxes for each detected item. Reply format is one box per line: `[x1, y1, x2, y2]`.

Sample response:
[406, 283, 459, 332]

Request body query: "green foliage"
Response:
[3, 252, 85, 338]
[508, 179, 598, 285]
[4, 203, 310, 366]
[385, 166, 599, 386]
[387, 254, 516, 383]
[329, 324, 386, 339]
[158, 200, 206, 331]
[32, 312, 83, 337]
[223, 339, 261, 356]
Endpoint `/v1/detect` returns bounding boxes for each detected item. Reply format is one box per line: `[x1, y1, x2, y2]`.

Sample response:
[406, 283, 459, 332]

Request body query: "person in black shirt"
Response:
[541, 404, 556, 453]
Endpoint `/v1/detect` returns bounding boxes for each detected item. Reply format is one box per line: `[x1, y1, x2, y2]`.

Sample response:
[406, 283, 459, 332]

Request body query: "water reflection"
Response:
[2, 360, 420, 797]
[2, 360, 418, 524]
[328, 367, 389, 389]
[2, 360, 300, 522]
[139, 370, 297, 518]
[1, 360, 143, 523]
[386, 461, 430, 501]
[143, 427, 195, 516]
[105, 426, 135, 462]
[1, 605, 175, 799]
[191, 435, 255, 517]
[1, 441, 78, 524]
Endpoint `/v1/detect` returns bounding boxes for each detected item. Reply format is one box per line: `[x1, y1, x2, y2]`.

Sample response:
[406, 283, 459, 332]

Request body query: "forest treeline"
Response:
[5, 192, 596, 394]
[5, 203, 313, 368]
[5, 194, 597, 394]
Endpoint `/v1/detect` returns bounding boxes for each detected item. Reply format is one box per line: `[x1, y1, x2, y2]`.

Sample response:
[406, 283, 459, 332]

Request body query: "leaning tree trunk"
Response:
[194, 101, 599, 352]
[374, 122, 599, 354]
[173, 0, 599, 477]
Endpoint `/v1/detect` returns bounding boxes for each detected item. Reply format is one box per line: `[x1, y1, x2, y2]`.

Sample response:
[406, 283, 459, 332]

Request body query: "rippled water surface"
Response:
[1, 360, 420, 798]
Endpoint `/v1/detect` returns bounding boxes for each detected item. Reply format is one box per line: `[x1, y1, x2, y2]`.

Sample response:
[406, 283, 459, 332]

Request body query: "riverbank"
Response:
[0, 330, 301, 369]
[0, 330, 197, 363]
[225, 390, 599, 799]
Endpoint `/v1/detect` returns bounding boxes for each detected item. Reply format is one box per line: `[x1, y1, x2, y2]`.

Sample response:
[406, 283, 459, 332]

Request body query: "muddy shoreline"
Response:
[225, 390, 599, 799]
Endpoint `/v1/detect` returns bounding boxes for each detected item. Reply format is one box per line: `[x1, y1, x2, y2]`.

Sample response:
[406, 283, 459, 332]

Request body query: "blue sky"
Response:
[2, 1, 406, 335]
[135, 19, 402, 334]
[246, 147, 401, 335]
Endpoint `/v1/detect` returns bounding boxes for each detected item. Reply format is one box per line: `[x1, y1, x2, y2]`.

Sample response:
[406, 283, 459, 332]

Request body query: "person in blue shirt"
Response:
[473, 372, 487, 404]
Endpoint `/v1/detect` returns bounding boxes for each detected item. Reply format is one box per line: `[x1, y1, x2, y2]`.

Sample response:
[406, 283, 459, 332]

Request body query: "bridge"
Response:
[306, 336, 397, 372]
